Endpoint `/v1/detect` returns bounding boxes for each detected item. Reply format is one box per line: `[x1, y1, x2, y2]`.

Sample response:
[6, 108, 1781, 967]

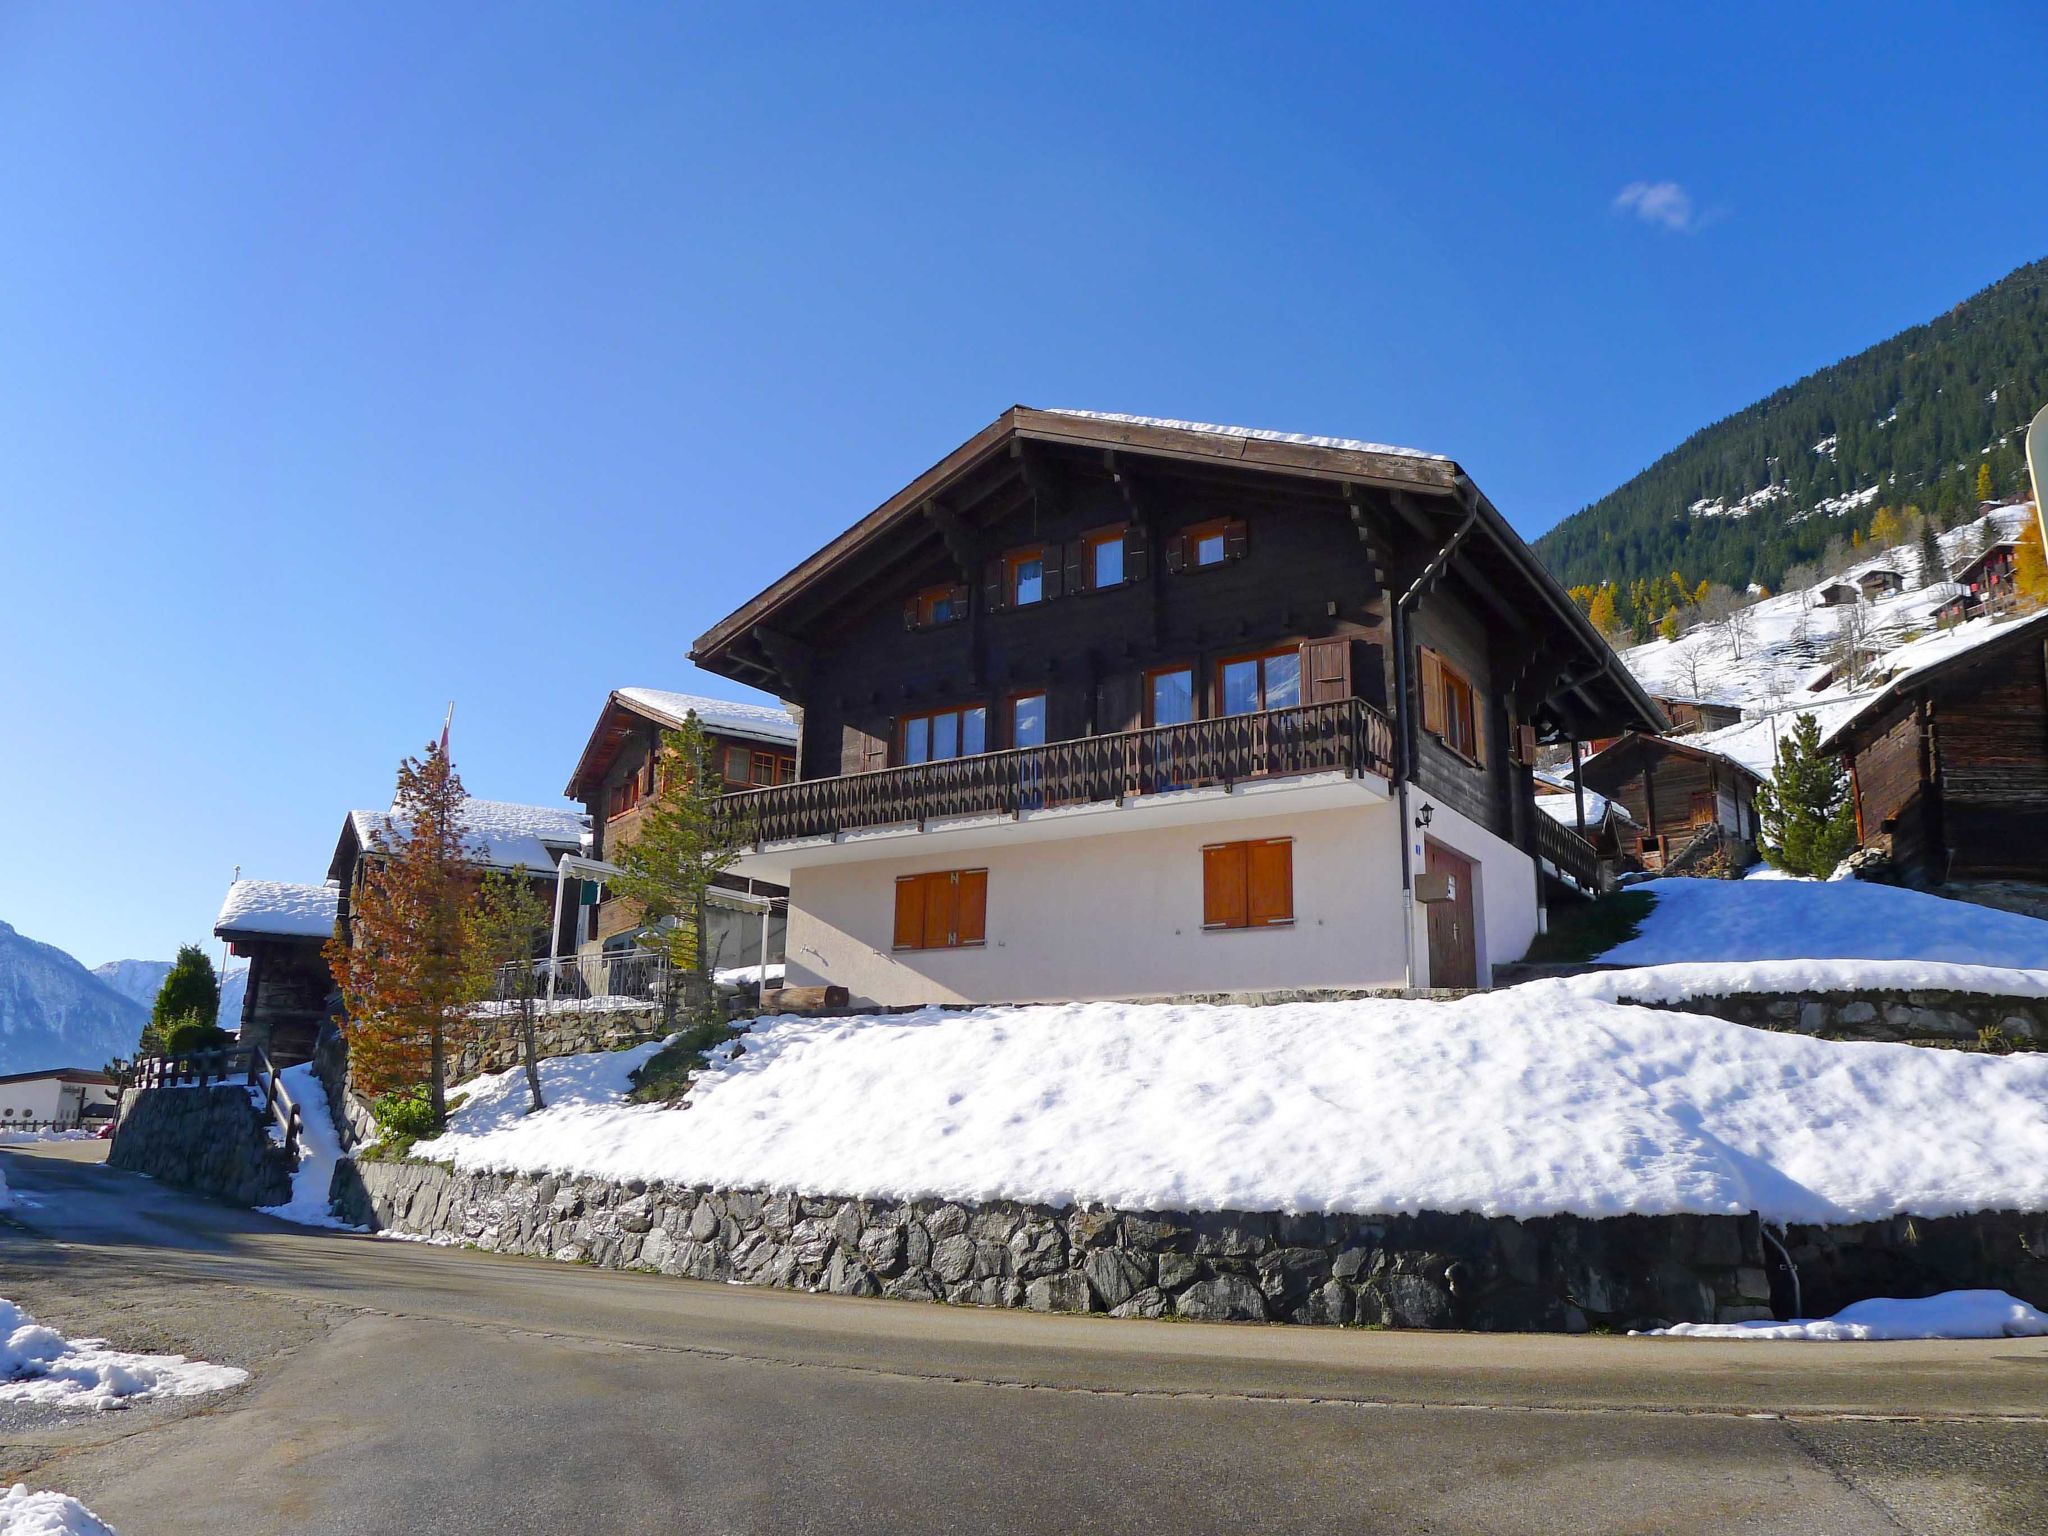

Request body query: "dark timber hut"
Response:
[1821, 609, 2048, 885]
[1574, 733, 1761, 873]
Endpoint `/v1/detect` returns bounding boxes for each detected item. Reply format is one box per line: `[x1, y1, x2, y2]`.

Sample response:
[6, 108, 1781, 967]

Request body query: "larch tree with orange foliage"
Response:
[325, 743, 480, 1130]
[2015, 521, 2048, 609]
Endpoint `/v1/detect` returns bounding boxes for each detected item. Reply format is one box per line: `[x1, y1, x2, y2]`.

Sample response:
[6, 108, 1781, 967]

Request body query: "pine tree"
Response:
[1629, 607, 1653, 645]
[471, 866, 551, 1113]
[1916, 515, 1946, 587]
[606, 717, 749, 1015]
[1977, 462, 1995, 504]
[325, 743, 480, 1129]
[145, 944, 220, 1056]
[1755, 713, 1859, 877]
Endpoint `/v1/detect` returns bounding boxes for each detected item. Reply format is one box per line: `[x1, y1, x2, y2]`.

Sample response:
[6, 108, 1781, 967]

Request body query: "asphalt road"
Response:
[4, 1142, 2046, 1535]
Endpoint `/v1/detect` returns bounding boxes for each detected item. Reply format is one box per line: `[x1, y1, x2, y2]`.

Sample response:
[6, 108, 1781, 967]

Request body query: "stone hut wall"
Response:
[109, 1083, 293, 1208]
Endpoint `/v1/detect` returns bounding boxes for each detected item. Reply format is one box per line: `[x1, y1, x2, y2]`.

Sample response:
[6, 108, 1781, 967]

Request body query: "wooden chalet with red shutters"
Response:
[562, 687, 799, 967]
[689, 408, 1663, 1002]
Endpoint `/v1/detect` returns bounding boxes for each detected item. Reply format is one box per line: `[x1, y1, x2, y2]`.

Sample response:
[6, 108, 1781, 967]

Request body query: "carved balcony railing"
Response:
[717, 697, 1395, 848]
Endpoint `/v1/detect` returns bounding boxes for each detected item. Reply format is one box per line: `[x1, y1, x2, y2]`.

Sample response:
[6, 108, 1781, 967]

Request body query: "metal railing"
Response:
[716, 697, 1395, 847]
[484, 946, 673, 1014]
[134, 1044, 303, 1160]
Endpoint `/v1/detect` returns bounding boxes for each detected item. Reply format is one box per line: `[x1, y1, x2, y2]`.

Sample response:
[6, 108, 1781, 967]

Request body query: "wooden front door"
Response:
[1424, 841, 1478, 989]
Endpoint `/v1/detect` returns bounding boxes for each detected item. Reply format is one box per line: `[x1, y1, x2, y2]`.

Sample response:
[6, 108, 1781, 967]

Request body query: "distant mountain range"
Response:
[1537, 255, 2048, 593]
[0, 921, 146, 1074]
[0, 929, 250, 1075]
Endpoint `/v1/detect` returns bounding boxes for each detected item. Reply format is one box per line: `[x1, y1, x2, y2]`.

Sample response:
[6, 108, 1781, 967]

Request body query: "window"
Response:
[1168, 517, 1247, 572]
[1147, 666, 1195, 728]
[905, 583, 968, 631]
[893, 868, 989, 950]
[1217, 648, 1302, 716]
[1417, 647, 1483, 764]
[1085, 527, 1126, 589]
[1009, 692, 1047, 749]
[723, 745, 794, 788]
[1202, 839, 1293, 930]
[1007, 546, 1047, 606]
[607, 775, 641, 819]
[900, 705, 987, 764]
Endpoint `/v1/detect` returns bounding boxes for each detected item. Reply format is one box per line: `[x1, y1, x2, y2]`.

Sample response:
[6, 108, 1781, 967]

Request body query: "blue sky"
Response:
[4, 4, 2045, 968]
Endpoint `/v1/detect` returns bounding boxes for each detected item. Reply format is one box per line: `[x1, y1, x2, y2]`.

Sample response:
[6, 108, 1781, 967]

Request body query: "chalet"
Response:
[213, 879, 340, 1065]
[1816, 580, 1861, 608]
[687, 407, 1662, 1000]
[1573, 733, 1762, 873]
[562, 687, 799, 971]
[1533, 771, 1635, 869]
[1855, 567, 1904, 600]
[1821, 610, 2048, 885]
[328, 797, 590, 958]
[1649, 694, 1744, 737]
[1949, 539, 2021, 615]
[0, 1067, 117, 1131]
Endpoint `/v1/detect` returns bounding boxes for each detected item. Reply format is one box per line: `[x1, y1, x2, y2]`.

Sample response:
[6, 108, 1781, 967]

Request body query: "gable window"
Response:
[1009, 692, 1047, 749]
[893, 868, 989, 950]
[901, 705, 987, 765]
[1218, 648, 1303, 716]
[1166, 517, 1248, 573]
[607, 775, 641, 819]
[1085, 527, 1126, 589]
[723, 745, 794, 789]
[1147, 665, 1195, 727]
[1202, 838, 1293, 930]
[904, 583, 969, 631]
[1417, 647, 1483, 764]
[1007, 546, 1047, 606]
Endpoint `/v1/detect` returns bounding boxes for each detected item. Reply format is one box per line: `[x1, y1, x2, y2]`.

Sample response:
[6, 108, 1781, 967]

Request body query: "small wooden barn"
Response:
[1575, 733, 1763, 873]
[1822, 610, 2048, 885]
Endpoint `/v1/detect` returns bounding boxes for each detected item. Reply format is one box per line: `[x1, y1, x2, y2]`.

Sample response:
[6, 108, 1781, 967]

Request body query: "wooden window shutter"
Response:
[983, 556, 1008, 613]
[1418, 648, 1445, 736]
[1163, 533, 1188, 574]
[1041, 554, 1064, 601]
[1470, 691, 1487, 767]
[1224, 518, 1249, 562]
[1125, 523, 1151, 580]
[1202, 843, 1248, 928]
[893, 876, 925, 950]
[1517, 723, 1539, 766]
[1095, 670, 1143, 734]
[902, 597, 920, 631]
[842, 724, 888, 775]
[1063, 541, 1086, 595]
[921, 872, 956, 950]
[949, 583, 971, 620]
[1300, 637, 1352, 706]
[1246, 840, 1293, 926]
[955, 869, 987, 944]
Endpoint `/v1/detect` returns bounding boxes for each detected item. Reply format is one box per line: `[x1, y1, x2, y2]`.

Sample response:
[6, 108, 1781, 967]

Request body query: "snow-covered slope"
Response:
[88, 959, 171, 1010]
[0, 923, 145, 1074]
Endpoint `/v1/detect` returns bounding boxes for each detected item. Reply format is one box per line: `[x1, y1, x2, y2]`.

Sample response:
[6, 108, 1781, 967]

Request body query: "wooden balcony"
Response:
[717, 697, 1395, 848]
[1535, 811, 1608, 895]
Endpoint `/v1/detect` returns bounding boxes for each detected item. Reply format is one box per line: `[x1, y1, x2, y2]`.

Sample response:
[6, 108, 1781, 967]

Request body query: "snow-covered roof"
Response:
[349, 798, 590, 874]
[1535, 790, 1631, 830]
[1690, 698, 1872, 779]
[614, 687, 797, 745]
[1820, 609, 2048, 749]
[1044, 409, 1450, 464]
[214, 879, 339, 941]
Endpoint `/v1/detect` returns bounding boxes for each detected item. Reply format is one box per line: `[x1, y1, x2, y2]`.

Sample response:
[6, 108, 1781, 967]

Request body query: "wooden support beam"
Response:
[920, 496, 979, 581]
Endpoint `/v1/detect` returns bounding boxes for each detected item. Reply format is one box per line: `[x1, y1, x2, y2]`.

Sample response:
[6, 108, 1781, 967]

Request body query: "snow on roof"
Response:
[1045, 409, 1450, 464]
[351, 798, 590, 873]
[214, 879, 339, 940]
[1689, 697, 1872, 779]
[1821, 608, 2048, 748]
[1535, 789, 1630, 829]
[615, 687, 797, 744]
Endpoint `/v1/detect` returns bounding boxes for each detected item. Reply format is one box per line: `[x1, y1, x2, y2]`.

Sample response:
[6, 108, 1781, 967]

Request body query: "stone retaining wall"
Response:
[109, 1083, 293, 1208]
[450, 1007, 668, 1085]
[1623, 988, 2048, 1046]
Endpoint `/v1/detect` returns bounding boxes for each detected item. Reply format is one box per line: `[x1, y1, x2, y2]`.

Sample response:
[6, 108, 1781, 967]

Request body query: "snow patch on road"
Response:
[0, 1298, 246, 1412]
[1644, 1289, 2048, 1341]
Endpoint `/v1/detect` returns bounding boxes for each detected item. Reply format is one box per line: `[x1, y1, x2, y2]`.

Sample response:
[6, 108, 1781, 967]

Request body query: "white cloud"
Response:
[1613, 180, 1697, 232]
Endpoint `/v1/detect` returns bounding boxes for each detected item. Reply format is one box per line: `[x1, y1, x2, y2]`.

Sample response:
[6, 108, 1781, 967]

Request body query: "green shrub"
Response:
[160, 1016, 234, 1056]
[374, 1086, 439, 1141]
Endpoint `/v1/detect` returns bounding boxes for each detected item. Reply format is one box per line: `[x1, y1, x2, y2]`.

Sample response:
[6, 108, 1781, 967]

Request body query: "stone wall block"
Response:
[1082, 1248, 1152, 1311]
[926, 1203, 970, 1242]
[1008, 1221, 1068, 1280]
[1177, 1274, 1268, 1322]
[1193, 1210, 1271, 1259]
[930, 1234, 977, 1285]
[1157, 1251, 1199, 1292]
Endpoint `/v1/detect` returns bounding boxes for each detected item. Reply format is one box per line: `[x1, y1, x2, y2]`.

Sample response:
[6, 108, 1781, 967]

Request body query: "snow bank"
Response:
[1646, 1289, 2048, 1341]
[256, 1064, 359, 1230]
[0, 1298, 246, 1411]
[415, 996, 2048, 1225]
[0, 1130, 98, 1146]
[1598, 878, 2048, 969]
[1553, 959, 2048, 1006]
[0, 1485, 118, 1536]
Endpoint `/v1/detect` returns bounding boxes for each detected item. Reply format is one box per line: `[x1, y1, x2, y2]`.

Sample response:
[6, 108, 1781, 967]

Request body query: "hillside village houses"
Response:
[687, 408, 1664, 1000]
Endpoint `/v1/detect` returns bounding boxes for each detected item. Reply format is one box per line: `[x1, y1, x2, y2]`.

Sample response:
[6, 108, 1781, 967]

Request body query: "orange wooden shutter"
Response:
[921, 872, 955, 950]
[956, 869, 987, 944]
[1246, 840, 1293, 926]
[1418, 648, 1445, 735]
[1203, 843, 1247, 928]
[893, 875, 926, 949]
[1301, 637, 1352, 705]
[1517, 723, 1538, 765]
[1469, 688, 1487, 766]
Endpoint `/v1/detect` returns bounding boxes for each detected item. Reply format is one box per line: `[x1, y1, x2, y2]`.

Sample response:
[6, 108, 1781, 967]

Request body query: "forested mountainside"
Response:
[0, 920, 145, 1074]
[1537, 256, 2048, 592]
